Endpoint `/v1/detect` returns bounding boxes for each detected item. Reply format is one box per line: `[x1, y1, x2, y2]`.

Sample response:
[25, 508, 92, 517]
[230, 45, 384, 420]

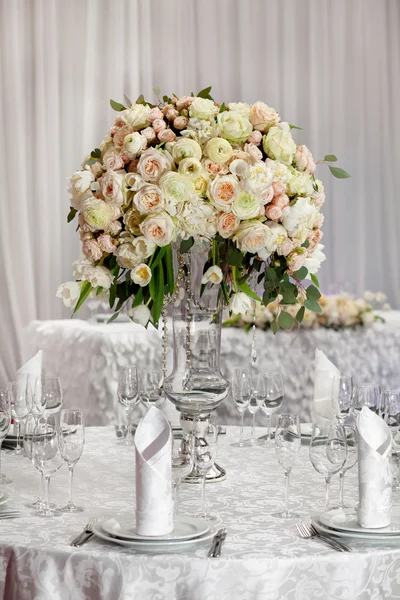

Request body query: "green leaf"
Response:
[67, 207, 77, 223]
[304, 299, 322, 313]
[149, 265, 158, 300]
[153, 87, 161, 97]
[150, 246, 167, 269]
[136, 94, 145, 105]
[107, 311, 121, 324]
[271, 320, 279, 334]
[95, 286, 104, 296]
[289, 124, 303, 130]
[296, 306, 305, 323]
[228, 248, 243, 267]
[328, 166, 351, 179]
[306, 285, 321, 300]
[151, 266, 165, 325]
[310, 273, 320, 287]
[265, 267, 278, 281]
[278, 311, 294, 329]
[237, 282, 262, 303]
[324, 154, 337, 162]
[219, 102, 227, 113]
[281, 290, 297, 305]
[221, 281, 230, 305]
[109, 277, 118, 309]
[301, 240, 310, 249]
[90, 148, 101, 159]
[180, 236, 194, 254]
[73, 281, 92, 314]
[294, 266, 308, 280]
[197, 86, 212, 99]
[163, 244, 174, 295]
[131, 289, 144, 308]
[110, 99, 126, 112]
[163, 95, 171, 103]
[124, 94, 132, 107]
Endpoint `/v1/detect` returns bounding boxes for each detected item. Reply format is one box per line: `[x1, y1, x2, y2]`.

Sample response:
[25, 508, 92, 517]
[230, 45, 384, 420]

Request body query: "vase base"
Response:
[184, 462, 226, 484]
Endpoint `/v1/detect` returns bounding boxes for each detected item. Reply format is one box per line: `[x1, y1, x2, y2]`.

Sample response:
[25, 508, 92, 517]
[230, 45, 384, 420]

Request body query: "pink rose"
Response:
[106, 220, 123, 236]
[202, 158, 229, 176]
[148, 107, 164, 122]
[165, 108, 179, 121]
[312, 190, 325, 208]
[79, 230, 93, 242]
[265, 204, 282, 221]
[313, 213, 324, 229]
[162, 104, 174, 115]
[152, 119, 166, 135]
[141, 127, 157, 144]
[173, 116, 188, 130]
[102, 148, 125, 171]
[272, 181, 286, 196]
[247, 130, 262, 145]
[294, 149, 307, 171]
[243, 143, 263, 162]
[307, 229, 323, 252]
[287, 249, 306, 274]
[277, 238, 294, 256]
[90, 162, 104, 178]
[307, 157, 316, 174]
[137, 148, 173, 183]
[78, 213, 95, 233]
[262, 187, 274, 205]
[250, 101, 280, 132]
[82, 238, 103, 262]
[158, 129, 176, 143]
[273, 193, 290, 209]
[217, 212, 240, 239]
[97, 233, 117, 253]
[176, 96, 194, 110]
[112, 126, 133, 149]
[100, 170, 125, 204]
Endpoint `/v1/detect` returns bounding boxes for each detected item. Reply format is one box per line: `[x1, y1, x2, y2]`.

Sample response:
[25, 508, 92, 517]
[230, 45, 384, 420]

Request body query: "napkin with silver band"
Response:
[357, 406, 392, 528]
[311, 348, 340, 424]
[134, 406, 173, 536]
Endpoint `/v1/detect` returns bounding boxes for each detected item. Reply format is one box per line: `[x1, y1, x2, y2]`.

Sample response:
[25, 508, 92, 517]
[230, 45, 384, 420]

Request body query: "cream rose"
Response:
[231, 191, 261, 220]
[288, 171, 314, 197]
[100, 170, 125, 205]
[243, 143, 263, 162]
[68, 169, 94, 210]
[140, 211, 175, 246]
[205, 137, 233, 164]
[218, 111, 253, 143]
[123, 132, 146, 157]
[189, 97, 219, 119]
[131, 263, 152, 286]
[178, 157, 203, 179]
[56, 281, 81, 308]
[119, 104, 150, 130]
[227, 102, 251, 119]
[133, 184, 166, 215]
[137, 148, 173, 183]
[123, 207, 141, 235]
[159, 172, 195, 211]
[82, 197, 114, 231]
[201, 265, 223, 285]
[97, 233, 117, 253]
[235, 221, 273, 258]
[102, 147, 125, 171]
[250, 101, 280, 132]
[172, 138, 202, 163]
[82, 238, 103, 262]
[202, 158, 229, 176]
[116, 236, 156, 268]
[263, 127, 296, 166]
[229, 292, 253, 315]
[129, 304, 151, 326]
[217, 212, 240, 238]
[208, 175, 240, 212]
[83, 265, 114, 290]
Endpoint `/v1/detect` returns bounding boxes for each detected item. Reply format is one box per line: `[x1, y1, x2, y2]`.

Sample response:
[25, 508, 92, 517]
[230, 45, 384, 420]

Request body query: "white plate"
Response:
[92, 520, 216, 552]
[0, 493, 10, 507]
[319, 507, 400, 535]
[313, 518, 400, 542]
[101, 515, 209, 541]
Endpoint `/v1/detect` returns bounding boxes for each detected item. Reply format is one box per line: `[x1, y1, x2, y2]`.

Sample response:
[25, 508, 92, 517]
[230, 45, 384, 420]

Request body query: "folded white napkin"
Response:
[134, 406, 173, 536]
[311, 349, 340, 423]
[17, 350, 42, 380]
[357, 406, 392, 528]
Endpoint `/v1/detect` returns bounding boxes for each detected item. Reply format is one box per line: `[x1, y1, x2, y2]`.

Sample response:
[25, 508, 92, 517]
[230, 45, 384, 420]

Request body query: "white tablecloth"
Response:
[1, 426, 400, 599]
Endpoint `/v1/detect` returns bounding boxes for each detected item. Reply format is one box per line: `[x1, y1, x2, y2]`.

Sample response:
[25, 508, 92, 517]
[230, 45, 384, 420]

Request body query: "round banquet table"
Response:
[23, 316, 400, 426]
[1, 426, 400, 599]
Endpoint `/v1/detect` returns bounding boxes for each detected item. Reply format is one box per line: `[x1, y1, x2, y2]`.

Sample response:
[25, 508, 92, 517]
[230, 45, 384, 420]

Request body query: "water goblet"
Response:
[309, 422, 347, 511]
[140, 370, 165, 411]
[8, 379, 32, 454]
[32, 414, 63, 517]
[59, 409, 85, 512]
[333, 375, 353, 423]
[0, 390, 12, 483]
[172, 436, 194, 515]
[40, 375, 63, 416]
[117, 366, 139, 445]
[272, 414, 301, 519]
[352, 383, 381, 418]
[331, 425, 358, 509]
[28, 375, 47, 422]
[381, 390, 400, 490]
[230, 369, 251, 448]
[193, 419, 218, 522]
[256, 371, 284, 447]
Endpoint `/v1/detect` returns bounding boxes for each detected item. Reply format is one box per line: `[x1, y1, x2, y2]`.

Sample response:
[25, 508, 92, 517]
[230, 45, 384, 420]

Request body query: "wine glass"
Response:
[23, 413, 45, 509]
[140, 370, 165, 410]
[31, 414, 63, 517]
[245, 373, 260, 447]
[8, 378, 32, 454]
[41, 376, 63, 416]
[333, 375, 353, 423]
[256, 371, 284, 447]
[230, 369, 251, 448]
[28, 375, 47, 422]
[0, 390, 12, 483]
[272, 414, 301, 519]
[172, 436, 194, 515]
[352, 383, 381, 418]
[381, 390, 400, 490]
[193, 419, 218, 521]
[309, 422, 347, 511]
[117, 366, 139, 445]
[59, 409, 85, 513]
[332, 425, 358, 509]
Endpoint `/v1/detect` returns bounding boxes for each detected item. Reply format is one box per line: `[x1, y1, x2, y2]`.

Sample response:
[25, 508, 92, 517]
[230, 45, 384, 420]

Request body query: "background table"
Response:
[23, 316, 400, 426]
[1, 426, 400, 599]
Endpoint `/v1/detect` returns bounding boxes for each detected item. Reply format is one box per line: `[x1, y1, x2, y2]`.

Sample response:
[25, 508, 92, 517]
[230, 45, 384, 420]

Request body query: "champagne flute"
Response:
[309, 422, 347, 511]
[172, 436, 194, 515]
[0, 390, 12, 483]
[194, 419, 218, 521]
[256, 371, 284, 447]
[28, 375, 47, 422]
[24, 413, 45, 509]
[332, 425, 358, 509]
[31, 414, 63, 517]
[382, 390, 400, 490]
[333, 375, 353, 423]
[140, 370, 165, 410]
[8, 379, 32, 454]
[272, 414, 301, 519]
[231, 369, 251, 448]
[352, 383, 380, 418]
[59, 409, 85, 512]
[245, 374, 259, 447]
[117, 366, 139, 445]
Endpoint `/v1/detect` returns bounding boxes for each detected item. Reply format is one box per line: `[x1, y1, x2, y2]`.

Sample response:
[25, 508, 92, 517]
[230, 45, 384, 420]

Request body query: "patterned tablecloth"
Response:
[23, 318, 400, 426]
[1, 426, 400, 599]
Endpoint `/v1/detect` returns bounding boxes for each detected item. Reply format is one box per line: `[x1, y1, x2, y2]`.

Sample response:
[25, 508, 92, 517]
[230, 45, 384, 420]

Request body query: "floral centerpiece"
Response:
[58, 87, 349, 331]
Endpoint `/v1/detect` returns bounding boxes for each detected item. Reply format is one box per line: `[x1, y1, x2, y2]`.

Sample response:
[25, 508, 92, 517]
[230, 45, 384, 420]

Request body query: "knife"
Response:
[207, 528, 224, 557]
[213, 529, 227, 557]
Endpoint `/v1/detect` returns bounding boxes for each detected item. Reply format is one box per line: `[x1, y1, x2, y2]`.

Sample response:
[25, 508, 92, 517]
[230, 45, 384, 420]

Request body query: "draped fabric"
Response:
[0, 0, 399, 387]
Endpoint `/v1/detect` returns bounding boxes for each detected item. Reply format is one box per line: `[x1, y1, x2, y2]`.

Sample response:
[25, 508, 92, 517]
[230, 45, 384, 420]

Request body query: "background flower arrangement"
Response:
[58, 87, 349, 330]
[223, 291, 390, 331]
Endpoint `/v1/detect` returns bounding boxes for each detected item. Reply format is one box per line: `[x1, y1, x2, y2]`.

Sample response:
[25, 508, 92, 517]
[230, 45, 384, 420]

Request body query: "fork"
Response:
[296, 521, 351, 552]
[70, 518, 97, 547]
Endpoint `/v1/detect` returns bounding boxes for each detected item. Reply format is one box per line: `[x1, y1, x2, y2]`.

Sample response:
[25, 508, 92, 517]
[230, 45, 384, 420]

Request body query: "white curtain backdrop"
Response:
[0, 0, 399, 387]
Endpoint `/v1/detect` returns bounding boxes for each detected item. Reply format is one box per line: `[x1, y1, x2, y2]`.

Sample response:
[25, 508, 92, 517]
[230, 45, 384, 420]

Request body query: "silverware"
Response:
[0, 512, 22, 519]
[296, 521, 351, 552]
[213, 528, 227, 557]
[207, 528, 224, 557]
[70, 518, 97, 547]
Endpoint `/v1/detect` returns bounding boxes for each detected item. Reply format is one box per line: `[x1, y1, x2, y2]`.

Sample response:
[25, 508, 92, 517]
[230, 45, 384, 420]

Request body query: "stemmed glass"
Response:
[333, 375, 353, 423]
[352, 383, 381, 418]
[332, 425, 358, 509]
[0, 390, 12, 483]
[31, 414, 63, 517]
[8, 379, 32, 454]
[40, 376, 63, 416]
[59, 409, 85, 513]
[230, 369, 251, 447]
[194, 419, 218, 521]
[117, 366, 139, 445]
[309, 422, 347, 511]
[23, 414, 45, 509]
[28, 375, 47, 422]
[172, 436, 194, 515]
[272, 414, 301, 519]
[246, 374, 260, 447]
[256, 371, 284, 447]
[381, 390, 400, 490]
[140, 370, 165, 410]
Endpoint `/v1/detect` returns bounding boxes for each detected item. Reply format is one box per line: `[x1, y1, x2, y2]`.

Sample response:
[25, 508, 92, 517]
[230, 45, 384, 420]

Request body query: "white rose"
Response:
[281, 197, 318, 236]
[56, 281, 81, 308]
[83, 266, 114, 290]
[72, 258, 92, 279]
[123, 132, 146, 157]
[68, 169, 94, 210]
[303, 244, 326, 277]
[231, 191, 261, 220]
[263, 221, 288, 256]
[218, 111, 253, 143]
[120, 104, 150, 130]
[227, 102, 251, 119]
[189, 97, 219, 119]
[140, 211, 175, 246]
[205, 137, 233, 164]
[241, 164, 274, 199]
[129, 304, 151, 326]
[116, 236, 156, 268]
[82, 197, 114, 231]
[201, 265, 223, 285]
[263, 126, 296, 166]
[133, 184, 166, 214]
[208, 175, 240, 212]
[131, 263, 152, 287]
[229, 292, 253, 315]
[159, 172, 195, 213]
[250, 101, 280, 132]
[171, 138, 202, 163]
[178, 197, 217, 239]
[288, 171, 314, 197]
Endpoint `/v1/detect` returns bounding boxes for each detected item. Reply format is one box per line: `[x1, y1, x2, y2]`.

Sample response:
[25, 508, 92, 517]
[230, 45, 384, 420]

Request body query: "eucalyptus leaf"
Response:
[294, 266, 308, 280]
[197, 86, 212, 99]
[90, 148, 101, 159]
[310, 273, 320, 287]
[278, 311, 294, 329]
[289, 124, 303, 130]
[265, 266, 277, 281]
[136, 94, 145, 105]
[180, 237, 194, 254]
[124, 94, 132, 107]
[324, 154, 337, 162]
[110, 99, 126, 112]
[301, 240, 310, 249]
[306, 285, 321, 300]
[328, 166, 351, 179]
[67, 207, 77, 223]
[73, 281, 92, 314]
[304, 299, 322, 313]
[296, 306, 305, 323]
[153, 87, 161, 97]
[271, 320, 279, 334]
[163, 95, 171, 103]
[228, 248, 243, 266]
